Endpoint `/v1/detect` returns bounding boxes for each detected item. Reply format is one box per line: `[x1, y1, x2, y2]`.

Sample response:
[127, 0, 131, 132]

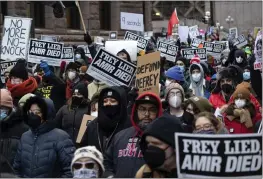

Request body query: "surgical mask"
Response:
[91, 111, 98, 117]
[73, 168, 98, 178]
[235, 99, 246, 108]
[68, 72, 77, 80]
[168, 95, 182, 108]
[0, 110, 8, 121]
[236, 56, 243, 63]
[192, 73, 201, 82]
[75, 54, 81, 60]
[178, 66, 185, 72]
[243, 72, 250, 80]
[193, 129, 216, 134]
[165, 80, 172, 87]
[11, 78, 22, 85]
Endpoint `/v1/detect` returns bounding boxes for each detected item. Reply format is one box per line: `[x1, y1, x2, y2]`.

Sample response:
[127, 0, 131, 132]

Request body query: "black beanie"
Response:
[66, 62, 80, 72]
[102, 89, 120, 102]
[9, 59, 28, 80]
[140, 115, 184, 153]
[73, 82, 88, 99]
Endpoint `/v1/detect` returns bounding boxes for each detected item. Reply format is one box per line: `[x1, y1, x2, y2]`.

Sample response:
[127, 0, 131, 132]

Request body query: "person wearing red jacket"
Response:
[223, 87, 261, 134]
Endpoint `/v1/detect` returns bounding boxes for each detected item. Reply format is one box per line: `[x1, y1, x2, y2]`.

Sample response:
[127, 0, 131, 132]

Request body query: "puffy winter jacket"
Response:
[55, 104, 90, 143]
[103, 92, 163, 178]
[13, 122, 75, 178]
[209, 92, 227, 109]
[88, 81, 108, 100]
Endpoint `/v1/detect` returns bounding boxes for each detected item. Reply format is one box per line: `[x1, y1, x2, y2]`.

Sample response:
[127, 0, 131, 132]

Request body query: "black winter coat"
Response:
[13, 122, 75, 178]
[55, 104, 90, 143]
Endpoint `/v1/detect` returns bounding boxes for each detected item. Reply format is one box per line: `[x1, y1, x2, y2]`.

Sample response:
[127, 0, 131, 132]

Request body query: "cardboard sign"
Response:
[76, 115, 96, 143]
[1, 16, 32, 61]
[87, 48, 137, 87]
[157, 41, 178, 62]
[232, 34, 248, 49]
[27, 39, 64, 66]
[178, 26, 189, 42]
[40, 35, 58, 42]
[181, 48, 207, 61]
[62, 47, 74, 63]
[77, 45, 92, 59]
[191, 38, 205, 48]
[120, 12, 144, 32]
[124, 31, 149, 53]
[0, 60, 16, 83]
[203, 42, 224, 58]
[189, 25, 199, 39]
[229, 27, 238, 38]
[105, 40, 137, 62]
[175, 133, 262, 178]
[109, 31, 118, 40]
[254, 30, 262, 62]
[136, 52, 160, 95]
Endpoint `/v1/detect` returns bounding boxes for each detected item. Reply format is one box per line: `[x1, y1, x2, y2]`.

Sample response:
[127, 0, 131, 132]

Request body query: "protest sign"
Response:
[120, 12, 144, 32]
[0, 60, 16, 83]
[105, 40, 137, 62]
[27, 39, 64, 66]
[76, 115, 96, 143]
[136, 52, 160, 95]
[178, 26, 189, 42]
[87, 48, 136, 87]
[77, 45, 92, 59]
[232, 34, 248, 49]
[229, 27, 238, 38]
[40, 35, 58, 42]
[62, 47, 74, 63]
[181, 48, 207, 61]
[203, 42, 224, 58]
[189, 25, 199, 39]
[191, 38, 205, 48]
[109, 31, 118, 40]
[175, 133, 262, 178]
[1, 16, 32, 61]
[94, 36, 104, 46]
[157, 41, 178, 62]
[254, 62, 262, 70]
[253, 27, 262, 38]
[124, 31, 149, 53]
[254, 30, 262, 62]
[144, 31, 153, 40]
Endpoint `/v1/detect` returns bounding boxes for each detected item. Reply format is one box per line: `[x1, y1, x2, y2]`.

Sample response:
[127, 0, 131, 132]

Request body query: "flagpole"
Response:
[75, 0, 87, 34]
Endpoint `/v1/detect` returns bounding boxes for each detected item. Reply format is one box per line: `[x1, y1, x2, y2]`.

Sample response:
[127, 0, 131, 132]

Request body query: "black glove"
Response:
[84, 33, 93, 45]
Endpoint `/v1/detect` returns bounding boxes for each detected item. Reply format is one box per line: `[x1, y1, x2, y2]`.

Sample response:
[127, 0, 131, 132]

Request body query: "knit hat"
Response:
[165, 82, 185, 101]
[140, 115, 184, 152]
[102, 88, 120, 102]
[66, 62, 80, 72]
[18, 93, 36, 107]
[9, 59, 28, 80]
[71, 146, 105, 174]
[187, 96, 213, 113]
[190, 54, 201, 64]
[165, 66, 185, 82]
[73, 82, 88, 99]
[235, 82, 252, 92]
[175, 56, 187, 67]
[80, 66, 88, 75]
[232, 87, 250, 101]
[0, 89, 13, 108]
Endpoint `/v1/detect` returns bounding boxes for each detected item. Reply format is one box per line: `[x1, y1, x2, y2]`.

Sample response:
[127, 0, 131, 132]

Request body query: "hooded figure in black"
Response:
[80, 86, 131, 153]
[228, 48, 248, 69]
[117, 49, 132, 62]
[74, 47, 89, 66]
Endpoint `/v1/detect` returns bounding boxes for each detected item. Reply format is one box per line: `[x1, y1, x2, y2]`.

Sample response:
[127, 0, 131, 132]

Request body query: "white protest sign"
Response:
[124, 31, 149, 53]
[189, 25, 199, 39]
[232, 34, 248, 49]
[178, 26, 189, 42]
[181, 48, 207, 61]
[87, 48, 137, 87]
[1, 16, 32, 61]
[27, 39, 64, 66]
[229, 27, 238, 38]
[144, 31, 153, 40]
[77, 45, 92, 59]
[105, 40, 137, 62]
[254, 30, 262, 62]
[157, 41, 178, 62]
[120, 12, 144, 32]
[41, 35, 58, 42]
[62, 47, 74, 63]
[175, 133, 262, 178]
[191, 38, 204, 48]
[203, 42, 224, 59]
[94, 36, 104, 46]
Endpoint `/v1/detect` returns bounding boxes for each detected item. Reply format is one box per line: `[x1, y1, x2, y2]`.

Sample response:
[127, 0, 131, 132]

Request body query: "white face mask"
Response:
[75, 54, 81, 60]
[73, 168, 98, 178]
[165, 80, 172, 87]
[11, 78, 23, 85]
[68, 72, 77, 80]
[168, 95, 182, 108]
[91, 111, 98, 117]
[192, 73, 201, 82]
[235, 99, 246, 108]
[236, 57, 243, 63]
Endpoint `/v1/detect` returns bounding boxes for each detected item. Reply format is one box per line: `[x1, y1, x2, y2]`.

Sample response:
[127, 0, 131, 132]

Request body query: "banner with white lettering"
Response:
[191, 38, 204, 48]
[189, 25, 200, 39]
[181, 48, 207, 61]
[203, 42, 224, 59]
[232, 34, 248, 49]
[175, 133, 262, 178]
[27, 39, 64, 66]
[0, 60, 16, 83]
[87, 48, 136, 87]
[1, 16, 32, 61]
[124, 31, 149, 53]
[157, 41, 178, 62]
[62, 47, 74, 63]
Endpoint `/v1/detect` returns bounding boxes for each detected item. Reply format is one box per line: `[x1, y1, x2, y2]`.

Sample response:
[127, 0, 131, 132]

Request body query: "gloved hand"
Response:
[84, 33, 93, 45]
[40, 60, 51, 76]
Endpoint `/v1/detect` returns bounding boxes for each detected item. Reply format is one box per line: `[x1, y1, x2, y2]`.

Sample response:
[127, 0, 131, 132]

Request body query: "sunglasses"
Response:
[72, 162, 96, 170]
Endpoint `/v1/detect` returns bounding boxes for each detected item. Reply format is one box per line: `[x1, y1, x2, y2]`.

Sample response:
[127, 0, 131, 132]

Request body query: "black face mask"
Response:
[221, 83, 234, 94]
[27, 113, 42, 129]
[72, 96, 84, 107]
[143, 146, 165, 169]
[102, 105, 119, 117]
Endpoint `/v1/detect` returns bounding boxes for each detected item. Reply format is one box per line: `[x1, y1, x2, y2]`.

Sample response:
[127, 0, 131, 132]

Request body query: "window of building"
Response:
[99, 1, 111, 30]
[34, 2, 45, 28]
[66, 6, 80, 29]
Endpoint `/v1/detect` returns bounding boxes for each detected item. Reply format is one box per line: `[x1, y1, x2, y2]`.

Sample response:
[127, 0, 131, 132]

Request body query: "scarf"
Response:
[6, 77, 38, 98]
[189, 79, 205, 97]
[66, 77, 80, 100]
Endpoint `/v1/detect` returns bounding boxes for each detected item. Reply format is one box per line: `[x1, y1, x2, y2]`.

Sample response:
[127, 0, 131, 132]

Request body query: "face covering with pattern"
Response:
[73, 168, 98, 178]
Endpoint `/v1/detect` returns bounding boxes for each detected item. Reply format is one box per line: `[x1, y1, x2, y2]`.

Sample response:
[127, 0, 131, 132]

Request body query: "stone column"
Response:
[144, 1, 152, 31]
[7, 1, 27, 17]
[88, 1, 100, 35]
[111, 1, 120, 31]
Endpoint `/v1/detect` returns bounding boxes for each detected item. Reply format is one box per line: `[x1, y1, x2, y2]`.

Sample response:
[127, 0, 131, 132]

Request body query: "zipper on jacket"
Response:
[30, 133, 38, 177]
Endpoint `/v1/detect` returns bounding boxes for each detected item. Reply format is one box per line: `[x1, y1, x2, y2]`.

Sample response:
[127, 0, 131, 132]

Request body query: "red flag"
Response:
[167, 8, 179, 36]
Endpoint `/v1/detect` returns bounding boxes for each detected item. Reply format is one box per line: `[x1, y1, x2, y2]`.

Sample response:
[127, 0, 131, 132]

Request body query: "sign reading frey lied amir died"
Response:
[87, 48, 136, 87]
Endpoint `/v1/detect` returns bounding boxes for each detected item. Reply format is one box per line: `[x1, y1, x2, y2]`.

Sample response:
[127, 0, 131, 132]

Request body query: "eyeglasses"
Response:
[195, 123, 214, 132]
[169, 91, 182, 98]
[72, 162, 96, 170]
[29, 109, 42, 116]
[137, 106, 158, 116]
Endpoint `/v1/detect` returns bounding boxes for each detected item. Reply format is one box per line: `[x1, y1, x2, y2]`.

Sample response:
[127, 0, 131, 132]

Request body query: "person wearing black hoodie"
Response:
[103, 92, 163, 178]
[80, 86, 131, 153]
